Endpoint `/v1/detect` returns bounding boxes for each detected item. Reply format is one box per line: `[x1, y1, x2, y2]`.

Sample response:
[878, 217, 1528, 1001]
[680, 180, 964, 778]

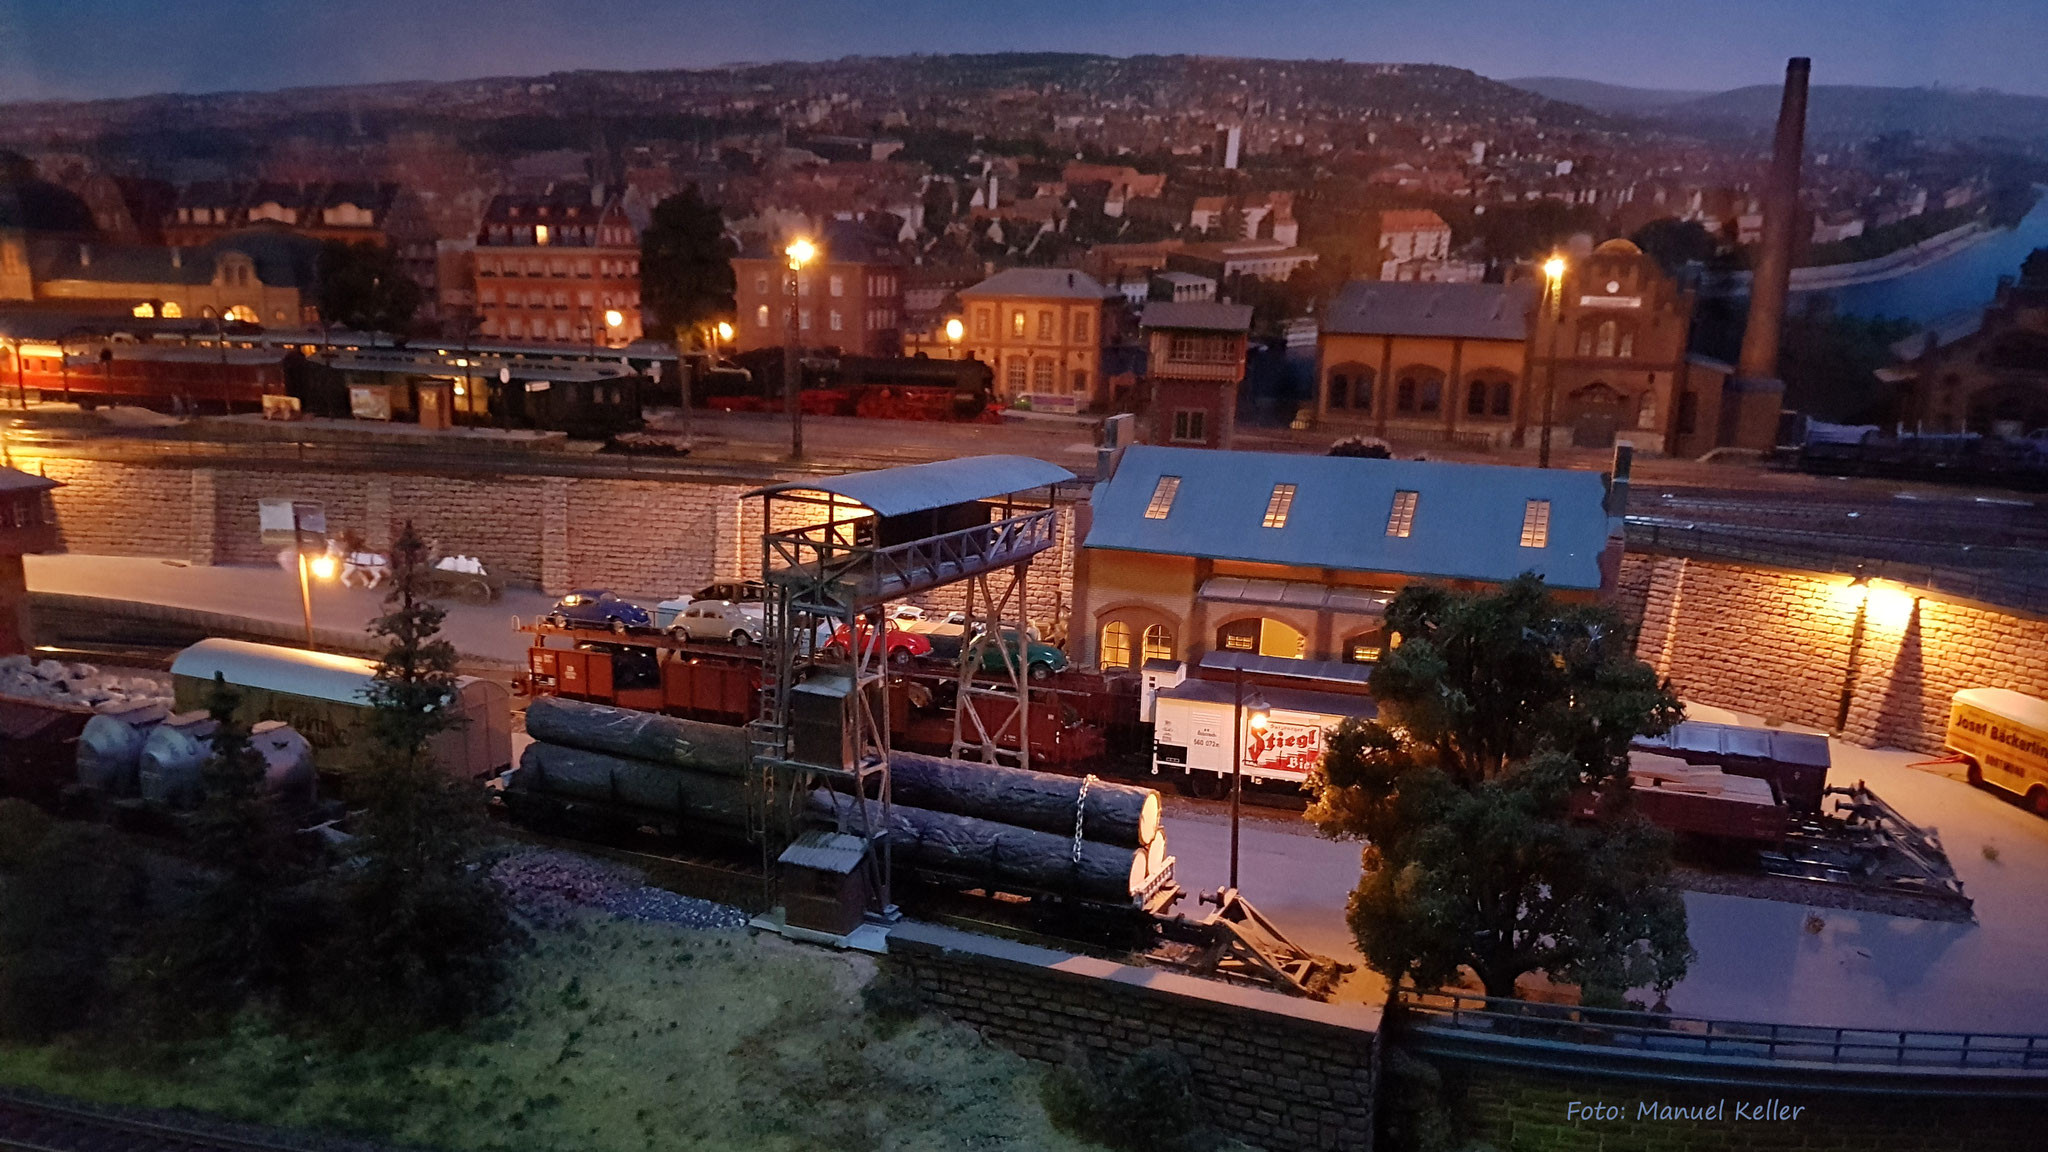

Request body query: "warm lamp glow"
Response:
[1247, 694, 1271, 732]
[1867, 584, 1917, 630]
[1829, 580, 1869, 615]
[785, 237, 816, 269]
[308, 554, 338, 581]
[716, 321, 734, 342]
[944, 317, 965, 343]
[603, 309, 625, 329]
[1542, 256, 1567, 282]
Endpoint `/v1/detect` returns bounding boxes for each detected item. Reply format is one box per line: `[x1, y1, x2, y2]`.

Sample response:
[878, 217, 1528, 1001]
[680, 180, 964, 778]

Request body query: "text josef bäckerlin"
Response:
[1568, 1100, 1807, 1122]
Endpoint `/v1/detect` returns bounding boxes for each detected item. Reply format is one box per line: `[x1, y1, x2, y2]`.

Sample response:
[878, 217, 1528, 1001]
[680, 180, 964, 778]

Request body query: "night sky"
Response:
[2, 0, 2043, 103]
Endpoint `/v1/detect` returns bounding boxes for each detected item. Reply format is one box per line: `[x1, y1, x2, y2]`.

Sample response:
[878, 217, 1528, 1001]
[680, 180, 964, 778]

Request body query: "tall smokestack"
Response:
[1737, 57, 1810, 382]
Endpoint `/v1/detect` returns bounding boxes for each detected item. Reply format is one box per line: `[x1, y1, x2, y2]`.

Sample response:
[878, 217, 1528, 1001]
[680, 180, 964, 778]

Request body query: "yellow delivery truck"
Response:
[1946, 688, 2048, 816]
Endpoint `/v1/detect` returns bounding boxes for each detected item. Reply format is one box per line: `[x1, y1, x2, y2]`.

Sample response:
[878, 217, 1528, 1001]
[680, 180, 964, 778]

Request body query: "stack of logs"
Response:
[512, 697, 1169, 904]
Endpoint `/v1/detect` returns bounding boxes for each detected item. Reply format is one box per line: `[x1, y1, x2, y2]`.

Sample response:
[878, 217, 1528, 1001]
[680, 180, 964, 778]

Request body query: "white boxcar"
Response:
[1150, 678, 1375, 786]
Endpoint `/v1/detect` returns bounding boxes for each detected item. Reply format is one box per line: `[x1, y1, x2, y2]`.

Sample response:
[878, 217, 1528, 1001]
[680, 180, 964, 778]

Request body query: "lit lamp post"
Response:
[1538, 254, 1567, 469]
[1229, 664, 1271, 893]
[783, 237, 816, 460]
[602, 308, 626, 349]
[296, 534, 337, 651]
[944, 316, 964, 360]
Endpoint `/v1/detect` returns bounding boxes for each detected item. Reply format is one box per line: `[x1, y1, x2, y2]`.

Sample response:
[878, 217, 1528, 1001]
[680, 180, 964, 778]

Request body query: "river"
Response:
[1790, 192, 2048, 327]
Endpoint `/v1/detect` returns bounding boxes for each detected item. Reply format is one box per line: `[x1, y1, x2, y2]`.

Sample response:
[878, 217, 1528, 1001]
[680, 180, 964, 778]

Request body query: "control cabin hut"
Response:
[0, 469, 61, 655]
[169, 638, 512, 780]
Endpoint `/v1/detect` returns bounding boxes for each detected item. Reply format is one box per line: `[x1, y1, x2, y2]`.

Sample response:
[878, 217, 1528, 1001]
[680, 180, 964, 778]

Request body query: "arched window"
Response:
[224, 304, 258, 324]
[1100, 622, 1133, 670]
[1466, 379, 1487, 416]
[1396, 377, 1416, 411]
[1216, 617, 1305, 659]
[1329, 373, 1349, 409]
[1618, 330, 1635, 359]
[1491, 378, 1513, 417]
[1597, 320, 1618, 358]
[1419, 378, 1442, 413]
[1141, 625, 1173, 664]
[1577, 326, 1594, 357]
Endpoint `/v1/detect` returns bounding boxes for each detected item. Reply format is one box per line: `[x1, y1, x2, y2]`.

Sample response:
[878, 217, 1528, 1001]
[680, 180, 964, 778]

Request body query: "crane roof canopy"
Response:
[747, 455, 1075, 518]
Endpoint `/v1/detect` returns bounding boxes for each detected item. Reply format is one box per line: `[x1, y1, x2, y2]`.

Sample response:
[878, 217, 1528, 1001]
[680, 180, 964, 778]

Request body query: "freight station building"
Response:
[1072, 444, 1627, 684]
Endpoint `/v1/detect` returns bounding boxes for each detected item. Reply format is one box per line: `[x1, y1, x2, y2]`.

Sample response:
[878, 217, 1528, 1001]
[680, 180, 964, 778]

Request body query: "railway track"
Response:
[0, 1091, 377, 1152]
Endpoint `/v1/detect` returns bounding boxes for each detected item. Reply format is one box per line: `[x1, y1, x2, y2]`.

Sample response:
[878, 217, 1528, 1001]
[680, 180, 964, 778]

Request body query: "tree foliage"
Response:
[318, 522, 508, 1034]
[640, 184, 736, 341]
[1306, 576, 1692, 1001]
[314, 240, 425, 336]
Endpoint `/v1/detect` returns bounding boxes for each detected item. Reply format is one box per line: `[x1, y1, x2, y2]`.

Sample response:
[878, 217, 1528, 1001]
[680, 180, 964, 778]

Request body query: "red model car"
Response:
[822, 621, 933, 666]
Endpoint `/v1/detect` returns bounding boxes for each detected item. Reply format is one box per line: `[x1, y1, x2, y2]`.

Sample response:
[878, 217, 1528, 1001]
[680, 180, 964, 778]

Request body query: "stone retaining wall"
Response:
[1623, 552, 2048, 753]
[34, 454, 1075, 620]
[887, 921, 1380, 1152]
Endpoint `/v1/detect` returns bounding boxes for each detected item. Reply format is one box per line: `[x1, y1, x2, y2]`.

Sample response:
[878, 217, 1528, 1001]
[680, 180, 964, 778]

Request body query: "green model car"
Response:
[966, 627, 1068, 681]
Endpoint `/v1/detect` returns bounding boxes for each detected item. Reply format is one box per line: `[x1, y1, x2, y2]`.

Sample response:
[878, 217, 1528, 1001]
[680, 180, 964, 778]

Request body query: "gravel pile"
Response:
[0, 656, 173, 711]
[491, 847, 745, 929]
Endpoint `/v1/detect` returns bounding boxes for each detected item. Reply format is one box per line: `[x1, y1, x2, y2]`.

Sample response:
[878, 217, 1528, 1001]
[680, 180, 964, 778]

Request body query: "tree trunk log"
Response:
[808, 788, 1162, 904]
[889, 750, 1161, 848]
[516, 742, 749, 829]
[524, 697, 750, 775]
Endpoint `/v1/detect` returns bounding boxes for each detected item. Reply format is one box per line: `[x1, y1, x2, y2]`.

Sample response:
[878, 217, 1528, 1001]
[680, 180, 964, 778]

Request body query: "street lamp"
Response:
[294, 537, 336, 650]
[944, 316, 964, 359]
[783, 236, 817, 460]
[1229, 663, 1271, 893]
[1538, 254, 1567, 469]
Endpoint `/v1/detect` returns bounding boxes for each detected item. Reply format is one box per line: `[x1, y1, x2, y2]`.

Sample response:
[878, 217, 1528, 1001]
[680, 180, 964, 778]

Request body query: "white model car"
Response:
[667, 599, 765, 645]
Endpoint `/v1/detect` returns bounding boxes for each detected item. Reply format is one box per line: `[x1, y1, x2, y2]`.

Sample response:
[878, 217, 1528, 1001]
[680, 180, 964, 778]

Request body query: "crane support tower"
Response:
[744, 455, 1075, 915]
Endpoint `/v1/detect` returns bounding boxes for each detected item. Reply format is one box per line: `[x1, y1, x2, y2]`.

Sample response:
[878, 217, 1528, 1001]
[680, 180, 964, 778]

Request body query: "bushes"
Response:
[0, 824, 146, 1040]
[1042, 1044, 1209, 1152]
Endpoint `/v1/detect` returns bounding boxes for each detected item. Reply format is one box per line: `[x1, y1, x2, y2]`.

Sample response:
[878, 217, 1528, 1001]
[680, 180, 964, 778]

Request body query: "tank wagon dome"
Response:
[170, 638, 382, 705]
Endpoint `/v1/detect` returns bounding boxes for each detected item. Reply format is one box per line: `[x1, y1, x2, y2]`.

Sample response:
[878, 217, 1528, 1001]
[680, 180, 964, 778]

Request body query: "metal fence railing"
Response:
[1398, 990, 2048, 1073]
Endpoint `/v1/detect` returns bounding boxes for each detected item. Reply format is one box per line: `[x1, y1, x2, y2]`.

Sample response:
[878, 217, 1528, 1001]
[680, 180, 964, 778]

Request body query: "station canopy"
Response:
[746, 455, 1074, 518]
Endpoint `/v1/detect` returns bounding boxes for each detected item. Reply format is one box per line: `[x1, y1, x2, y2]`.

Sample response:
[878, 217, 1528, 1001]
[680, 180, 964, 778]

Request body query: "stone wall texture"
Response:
[890, 928, 1379, 1152]
[1624, 552, 2048, 753]
[1445, 1059, 2040, 1151]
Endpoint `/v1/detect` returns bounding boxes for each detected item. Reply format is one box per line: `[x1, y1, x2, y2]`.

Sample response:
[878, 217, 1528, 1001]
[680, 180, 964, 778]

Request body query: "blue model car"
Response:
[548, 589, 651, 634]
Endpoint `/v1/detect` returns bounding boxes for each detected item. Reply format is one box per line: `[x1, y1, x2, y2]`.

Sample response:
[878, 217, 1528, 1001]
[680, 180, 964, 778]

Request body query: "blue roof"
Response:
[1085, 445, 1612, 589]
[747, 455, 1075, 518]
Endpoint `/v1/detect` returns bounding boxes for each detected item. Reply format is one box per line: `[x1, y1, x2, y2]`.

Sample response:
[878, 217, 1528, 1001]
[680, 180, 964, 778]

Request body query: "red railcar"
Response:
[7, 345, 285, 410]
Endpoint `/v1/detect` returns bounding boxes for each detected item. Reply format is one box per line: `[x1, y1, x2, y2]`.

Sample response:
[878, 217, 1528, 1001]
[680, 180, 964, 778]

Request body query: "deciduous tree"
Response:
[314, 240, 425, 337]
[641, 184, 736, 345]
[1306, 576, 1692, 1002]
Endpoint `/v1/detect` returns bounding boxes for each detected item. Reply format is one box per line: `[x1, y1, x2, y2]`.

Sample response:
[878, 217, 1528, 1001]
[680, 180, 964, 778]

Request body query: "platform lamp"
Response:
[1537, 254, 1568, 468]
[783, 236, 817, 460]
[944, 316, 965, 360]
[1229, 663, 1271, 892]
[295, 526, 338, 651]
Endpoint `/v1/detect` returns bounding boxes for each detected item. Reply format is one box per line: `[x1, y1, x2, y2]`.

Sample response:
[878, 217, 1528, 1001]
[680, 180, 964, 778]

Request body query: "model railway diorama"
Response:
[5, 452, 2027, 993]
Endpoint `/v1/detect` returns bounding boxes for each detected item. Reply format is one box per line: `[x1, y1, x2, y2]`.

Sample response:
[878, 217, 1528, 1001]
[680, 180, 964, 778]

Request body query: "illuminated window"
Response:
[1011, 310, 1026, 337]
[1520, 499, 1552, 548]
[755, 304, 770, 328]
[975, 308, 992, 338]
[1143, 475, 1181, 520]
[1141, 625, 1174, 664]
[829, 310, 843, 332]
[1618, 331, 1635, 359]
[535, 224, 550, 245]
[224, 305, 258, 323]
[829, 274, 844, 297]
[1100, 622, 1133, 669]
[799, 309, 811, 331]
[162, 301, 184, 320]
[1037, 310, 1054, 340]
[1261, 483, 1297, 529]
[1386, 490, 1418, 537]
[131, 302, 154, 318]
[1596, 320, 1617, 358]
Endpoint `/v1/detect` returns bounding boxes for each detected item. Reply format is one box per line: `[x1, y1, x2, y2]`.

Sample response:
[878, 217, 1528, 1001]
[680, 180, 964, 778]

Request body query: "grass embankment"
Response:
[0, 916, 1099, 1152]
